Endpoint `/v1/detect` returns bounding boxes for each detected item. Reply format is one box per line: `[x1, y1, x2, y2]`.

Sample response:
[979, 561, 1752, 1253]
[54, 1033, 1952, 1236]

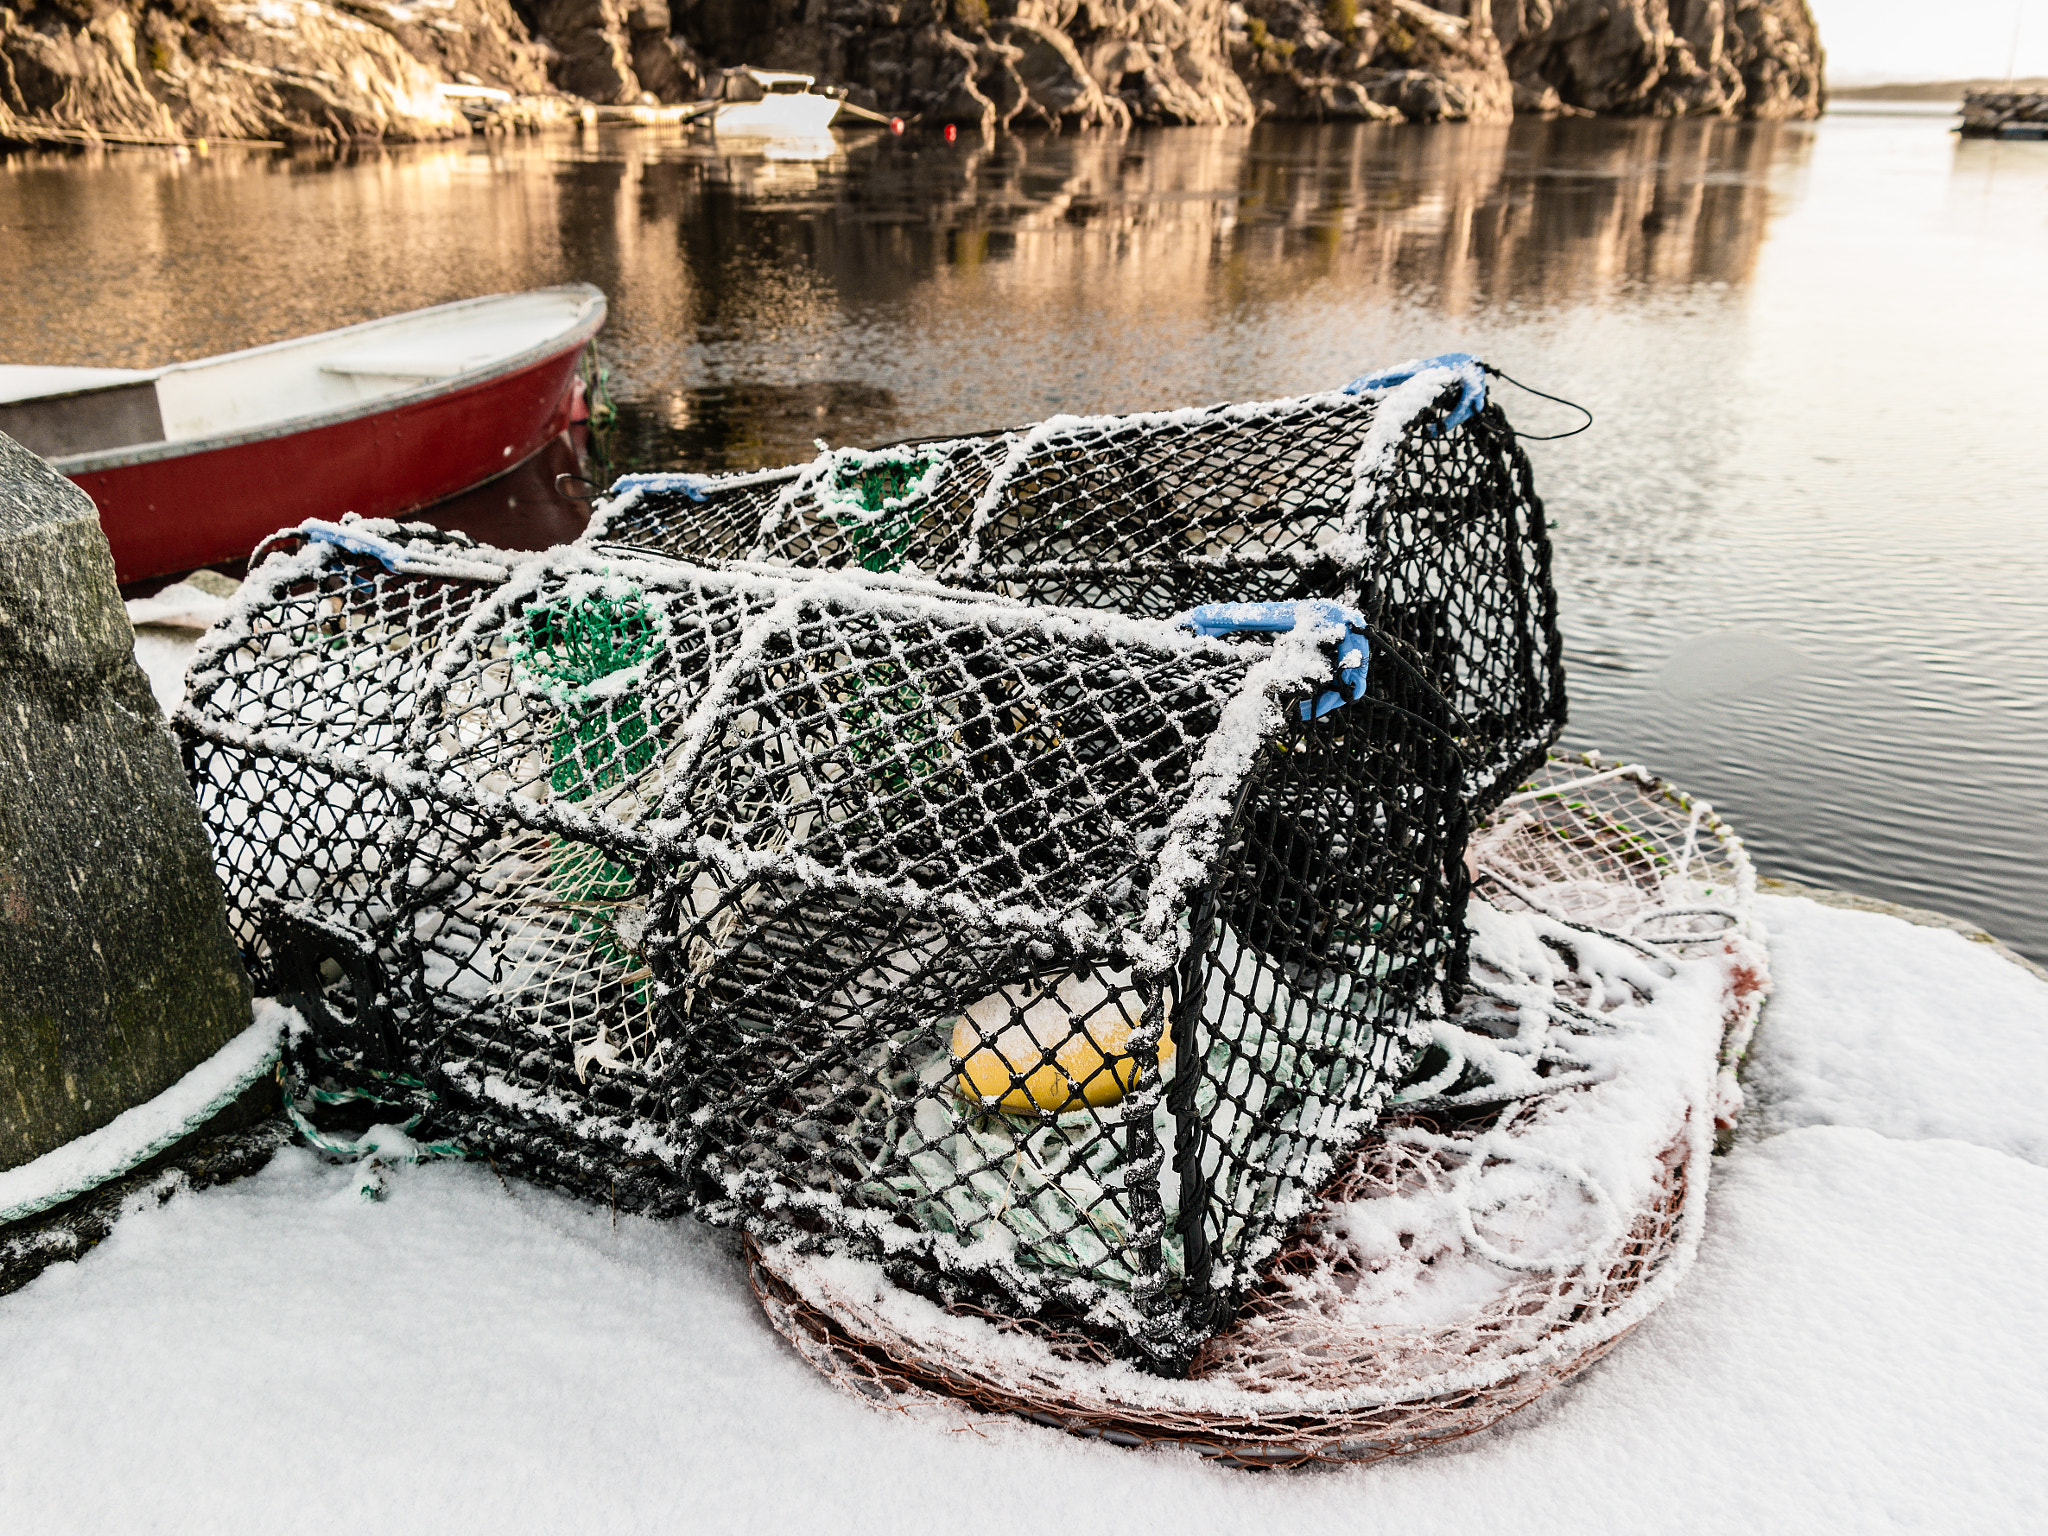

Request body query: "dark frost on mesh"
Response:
[586, 377, 1565, 820]
[176, 526, 1466, 1372]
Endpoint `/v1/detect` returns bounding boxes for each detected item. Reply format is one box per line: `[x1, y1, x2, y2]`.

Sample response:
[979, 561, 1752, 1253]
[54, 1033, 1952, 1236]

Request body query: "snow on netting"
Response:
[173, 519, 1472, 1372]
[746, 753, 1771, 1465]
[583, 358, 1564, 820]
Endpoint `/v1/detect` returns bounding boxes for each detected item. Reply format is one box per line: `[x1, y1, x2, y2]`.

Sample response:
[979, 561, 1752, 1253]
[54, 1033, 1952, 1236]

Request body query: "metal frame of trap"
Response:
[176, 526, 1477, 1372]
[583, 363, 1566, 827]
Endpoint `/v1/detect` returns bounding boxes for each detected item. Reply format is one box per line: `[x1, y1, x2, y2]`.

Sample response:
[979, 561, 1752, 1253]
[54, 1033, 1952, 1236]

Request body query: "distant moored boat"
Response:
[711, 68, 848, 136]
[0, 283, 607, 584]
[1958, 90, 2048, 138]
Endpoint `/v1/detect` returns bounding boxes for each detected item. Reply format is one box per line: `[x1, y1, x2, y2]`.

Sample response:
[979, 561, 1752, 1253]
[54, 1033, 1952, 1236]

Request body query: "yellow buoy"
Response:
[951, 969, 1174, 1114]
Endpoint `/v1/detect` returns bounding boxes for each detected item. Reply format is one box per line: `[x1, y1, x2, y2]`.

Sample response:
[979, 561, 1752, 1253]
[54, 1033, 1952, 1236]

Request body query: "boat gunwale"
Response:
[45, 282, 607, 477]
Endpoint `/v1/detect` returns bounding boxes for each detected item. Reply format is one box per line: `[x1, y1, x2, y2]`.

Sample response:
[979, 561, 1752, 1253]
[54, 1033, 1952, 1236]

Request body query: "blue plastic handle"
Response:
[297, 521, 415, 572]
[606, 472, 710, 503]
[1180, 601, 1371, 721]
[282, 520, 506, 585]
[1341, 352, 1487, 432]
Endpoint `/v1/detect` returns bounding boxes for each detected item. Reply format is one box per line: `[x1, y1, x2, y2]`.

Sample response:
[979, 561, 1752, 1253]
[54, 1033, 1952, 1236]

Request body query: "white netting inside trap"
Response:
[746, 752, 1772, 1467]
[462, 829, 660, 1077]
[833, 917, 1433, 1296]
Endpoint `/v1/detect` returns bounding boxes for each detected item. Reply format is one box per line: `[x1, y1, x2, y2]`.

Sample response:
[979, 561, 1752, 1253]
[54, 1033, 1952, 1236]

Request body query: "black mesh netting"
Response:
[584, 372, 1565, 821]
[174, 367, 1566, 1374]
[177, 521, 1472, 1371]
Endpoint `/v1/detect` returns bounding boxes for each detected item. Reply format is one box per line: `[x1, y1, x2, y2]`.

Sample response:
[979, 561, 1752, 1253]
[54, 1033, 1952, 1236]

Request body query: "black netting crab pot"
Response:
[175, 519, 1467, 1372]
[584, 355, 1565, 820]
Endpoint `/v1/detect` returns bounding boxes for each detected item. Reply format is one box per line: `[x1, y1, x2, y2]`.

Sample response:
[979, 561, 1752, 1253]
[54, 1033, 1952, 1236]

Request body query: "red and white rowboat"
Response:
[0, 284, 607, 584]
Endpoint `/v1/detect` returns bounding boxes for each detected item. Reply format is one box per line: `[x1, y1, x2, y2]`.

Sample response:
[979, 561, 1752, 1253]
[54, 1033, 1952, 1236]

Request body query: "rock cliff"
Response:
[1231, 1, 1513, 123]
[1, 0, 1821, 149]
[0, 0, 478, 146]
[1492, 0, 1824, 118]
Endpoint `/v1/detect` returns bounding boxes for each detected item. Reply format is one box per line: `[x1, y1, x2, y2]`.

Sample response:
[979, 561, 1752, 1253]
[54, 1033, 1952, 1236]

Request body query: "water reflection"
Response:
[2, 116, 1799, 473]
[574, 116, 1799, 468]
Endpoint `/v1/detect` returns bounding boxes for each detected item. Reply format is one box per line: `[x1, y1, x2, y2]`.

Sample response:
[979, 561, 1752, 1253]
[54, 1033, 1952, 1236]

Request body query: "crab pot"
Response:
[175, 525, 1466, 1372]
[585, 361, 1565, 821]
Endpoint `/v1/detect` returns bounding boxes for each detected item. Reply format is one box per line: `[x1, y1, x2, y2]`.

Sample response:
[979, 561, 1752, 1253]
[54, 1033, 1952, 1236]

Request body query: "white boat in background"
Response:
[711, 68, 848, 136]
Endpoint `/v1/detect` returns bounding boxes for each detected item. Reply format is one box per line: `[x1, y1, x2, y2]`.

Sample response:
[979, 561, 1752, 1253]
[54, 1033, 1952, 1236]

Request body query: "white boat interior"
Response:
[0, 285, 604, 464]
[0, 365, 154, 402]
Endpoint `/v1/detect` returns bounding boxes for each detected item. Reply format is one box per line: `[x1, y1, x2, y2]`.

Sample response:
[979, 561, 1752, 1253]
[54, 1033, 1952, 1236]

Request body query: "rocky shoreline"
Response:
[2, 1, 1822, 150]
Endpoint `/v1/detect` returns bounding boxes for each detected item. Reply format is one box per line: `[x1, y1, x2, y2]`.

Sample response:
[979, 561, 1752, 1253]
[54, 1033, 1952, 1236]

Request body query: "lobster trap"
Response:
[584, 356, 1565, 820]
[176, 520, 1467, 1371]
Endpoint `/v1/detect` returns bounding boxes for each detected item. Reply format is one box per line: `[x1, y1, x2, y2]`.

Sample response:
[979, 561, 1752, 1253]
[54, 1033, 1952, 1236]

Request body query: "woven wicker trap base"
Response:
[747, 753, 1772, 1468]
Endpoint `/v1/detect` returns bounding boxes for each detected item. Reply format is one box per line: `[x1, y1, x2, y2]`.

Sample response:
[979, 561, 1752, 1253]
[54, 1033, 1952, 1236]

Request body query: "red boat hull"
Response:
[74, 343, 588, 585]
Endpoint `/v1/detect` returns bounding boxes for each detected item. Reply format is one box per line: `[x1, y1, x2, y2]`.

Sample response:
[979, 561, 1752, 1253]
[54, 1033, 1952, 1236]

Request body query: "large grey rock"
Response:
[627, 0, 708, 104]
[661, 0, 1812, 123]
[0, 432, 251, 1175]
[989, 19, 1129, 130]
[1, 0, 1822, 142]
[665, 1, 1257, 128]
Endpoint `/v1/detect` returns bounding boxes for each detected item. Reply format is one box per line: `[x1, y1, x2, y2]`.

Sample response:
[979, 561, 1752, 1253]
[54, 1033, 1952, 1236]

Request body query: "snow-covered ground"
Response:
[5, 904, 2043, 1532]
[11, 638, 2035, 1533]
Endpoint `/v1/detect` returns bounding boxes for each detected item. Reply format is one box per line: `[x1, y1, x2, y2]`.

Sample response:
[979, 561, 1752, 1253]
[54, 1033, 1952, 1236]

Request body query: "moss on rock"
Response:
[0, 431, 251, 1174]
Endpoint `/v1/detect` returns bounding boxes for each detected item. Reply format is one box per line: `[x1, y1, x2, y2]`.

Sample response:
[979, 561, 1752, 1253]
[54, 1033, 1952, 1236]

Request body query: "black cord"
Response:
[1484, 364, 1594, 441]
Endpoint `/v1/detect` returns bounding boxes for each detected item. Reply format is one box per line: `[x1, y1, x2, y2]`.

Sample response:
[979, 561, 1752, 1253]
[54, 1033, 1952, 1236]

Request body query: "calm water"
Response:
[5, 114, 2044, 961]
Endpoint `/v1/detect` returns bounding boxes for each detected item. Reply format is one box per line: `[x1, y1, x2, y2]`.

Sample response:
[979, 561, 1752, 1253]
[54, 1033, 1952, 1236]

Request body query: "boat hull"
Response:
[713, 94, 841, 137]
[67, 339, 587, 585]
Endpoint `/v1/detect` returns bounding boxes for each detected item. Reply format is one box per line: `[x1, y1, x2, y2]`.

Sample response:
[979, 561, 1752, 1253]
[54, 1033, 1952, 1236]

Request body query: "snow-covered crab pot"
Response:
[584, 356, 1565, 819]
[176, 521, 1470, 1371]
[749, 753, 1773, 1465]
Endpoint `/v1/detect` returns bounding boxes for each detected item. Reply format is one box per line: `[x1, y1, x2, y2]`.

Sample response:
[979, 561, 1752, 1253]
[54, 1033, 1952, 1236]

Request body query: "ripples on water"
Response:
[4, 114, 2042, 961]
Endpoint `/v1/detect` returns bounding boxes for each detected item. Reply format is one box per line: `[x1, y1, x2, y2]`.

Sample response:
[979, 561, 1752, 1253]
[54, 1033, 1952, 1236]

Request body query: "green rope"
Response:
[513, 588, 663, 693]
[544, 839, 654, 1018]
[0, 1022, 284, 1227]
[841, 657, 949, 795]
[280, 1061, 468, 1202]
[579, 338, 618, 428]
[827, 452, 937, 573]
[546, 698, 658, 803]
[504, 586, 663, 1062]
[512, 588, 666, 804]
